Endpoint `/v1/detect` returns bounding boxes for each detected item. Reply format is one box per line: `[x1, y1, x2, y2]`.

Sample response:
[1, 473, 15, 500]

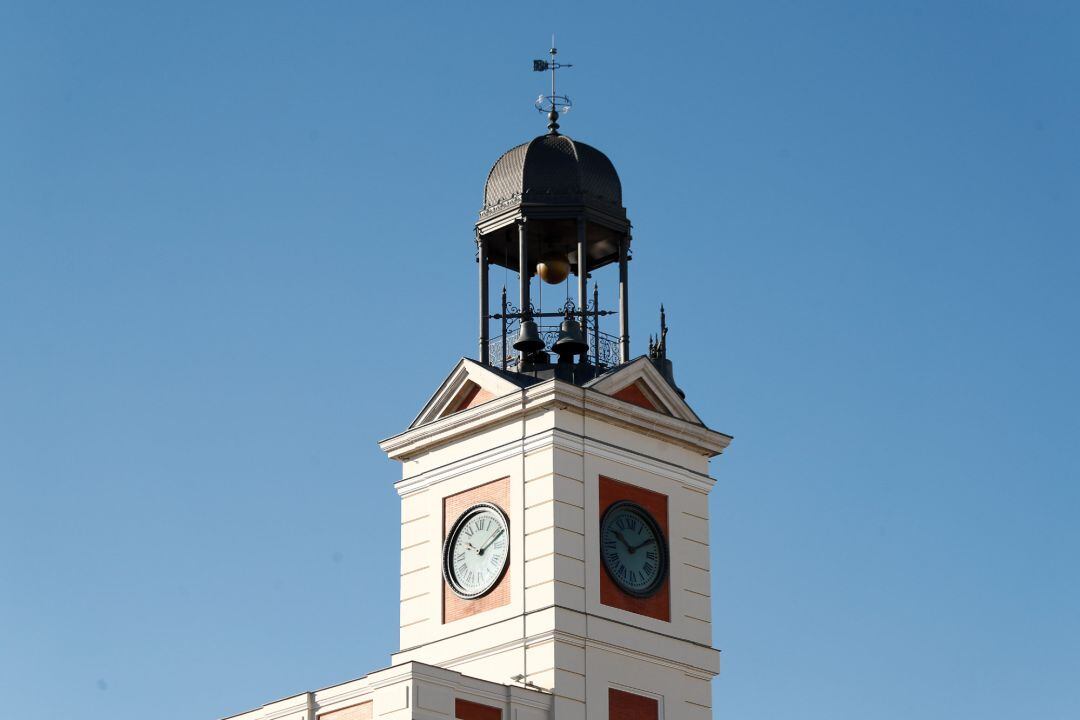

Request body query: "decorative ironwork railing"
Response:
[487, 325, 620, 370]
[487, 290, 620, 370]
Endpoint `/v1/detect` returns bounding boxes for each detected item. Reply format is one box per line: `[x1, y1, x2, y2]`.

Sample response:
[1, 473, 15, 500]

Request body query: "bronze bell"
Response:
[513, 319, 545, 354]
[552, 317, 588, 362]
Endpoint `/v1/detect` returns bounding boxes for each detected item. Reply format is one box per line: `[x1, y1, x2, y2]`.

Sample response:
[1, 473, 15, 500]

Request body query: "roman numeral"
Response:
[643, 562, 654, 575]
[646, 550, 657, 561]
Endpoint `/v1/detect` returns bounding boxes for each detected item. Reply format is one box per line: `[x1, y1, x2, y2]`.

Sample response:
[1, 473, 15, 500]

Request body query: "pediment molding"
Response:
[409, 358, 528, 429]
[586, 357, 702, 425]
[381, 371, 730, 464]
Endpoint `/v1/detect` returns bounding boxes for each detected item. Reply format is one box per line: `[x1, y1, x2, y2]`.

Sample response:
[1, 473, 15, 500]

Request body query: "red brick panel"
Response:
[462, 387, 494, 410]
[611, 381, 661, 412]
[444, 382, 496, 417]
[456, 698, 502, 720]
[443, 477, 511, 623]
[599, 476, 671, 622]
[609, 688, 659, 720]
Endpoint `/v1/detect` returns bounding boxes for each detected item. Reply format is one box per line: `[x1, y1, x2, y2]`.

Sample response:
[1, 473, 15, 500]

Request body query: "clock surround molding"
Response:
[442, 502, 510, 599]
[598, 475, 671, 622]
[443, 477, 511, 623]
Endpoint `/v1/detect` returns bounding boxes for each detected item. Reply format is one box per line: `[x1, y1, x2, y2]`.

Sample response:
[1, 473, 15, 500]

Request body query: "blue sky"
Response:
[1, 2, 1078, 719]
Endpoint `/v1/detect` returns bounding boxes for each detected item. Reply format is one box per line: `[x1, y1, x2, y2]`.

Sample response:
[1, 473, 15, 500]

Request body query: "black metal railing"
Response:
[488, 325, 620, 370]
[487, 285, 621, 371]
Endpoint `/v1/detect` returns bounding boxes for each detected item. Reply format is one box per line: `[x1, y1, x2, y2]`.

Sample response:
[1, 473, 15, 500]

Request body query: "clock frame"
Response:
[442, 501, 511, 600]
[599, 499, 669, 598]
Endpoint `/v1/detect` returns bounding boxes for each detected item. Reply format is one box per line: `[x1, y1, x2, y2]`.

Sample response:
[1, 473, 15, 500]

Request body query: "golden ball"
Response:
[537, 254, 571, 284]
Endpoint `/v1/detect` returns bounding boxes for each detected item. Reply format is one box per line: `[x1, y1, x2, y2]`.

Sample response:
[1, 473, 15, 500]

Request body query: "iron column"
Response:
[592, 282, 600, 367]
[478, 235, 489, 365]
[618, 234, 630, 363]
[518, 218, 530, 317]
[517, 219, 530, 364]
[500, 286, 508, 371]
[576, 217, 588, 362]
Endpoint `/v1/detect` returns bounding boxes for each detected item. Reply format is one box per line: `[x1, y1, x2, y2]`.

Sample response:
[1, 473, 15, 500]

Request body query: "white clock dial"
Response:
[443, 503, 510, 599]
[600, 500, 667, 597]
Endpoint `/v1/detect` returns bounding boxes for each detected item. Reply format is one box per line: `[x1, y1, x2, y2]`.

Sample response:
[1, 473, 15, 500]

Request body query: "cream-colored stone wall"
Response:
[396, 423, 530, 656]
[228, 368, 729, 720]
[382, 374, 729, 719]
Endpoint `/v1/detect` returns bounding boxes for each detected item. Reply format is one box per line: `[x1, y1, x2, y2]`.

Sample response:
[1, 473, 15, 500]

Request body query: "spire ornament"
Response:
[533, 37, 573, 134]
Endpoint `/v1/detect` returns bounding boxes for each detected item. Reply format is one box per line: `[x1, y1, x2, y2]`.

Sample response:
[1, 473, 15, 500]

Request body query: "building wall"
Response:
[442, 477, 512, 623]
[390, 379, 720, 719]
[397, 413, 545, 660]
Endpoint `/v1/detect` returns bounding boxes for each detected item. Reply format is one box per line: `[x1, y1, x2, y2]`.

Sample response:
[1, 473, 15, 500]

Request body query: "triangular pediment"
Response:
[409, 358, 532, 429]
[585, 356, 702, 425]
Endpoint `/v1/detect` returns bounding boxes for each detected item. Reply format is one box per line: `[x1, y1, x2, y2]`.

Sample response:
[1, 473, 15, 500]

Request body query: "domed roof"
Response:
[480, 134, 624, 218]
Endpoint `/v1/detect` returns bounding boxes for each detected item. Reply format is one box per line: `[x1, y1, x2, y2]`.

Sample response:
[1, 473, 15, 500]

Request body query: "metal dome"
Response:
[475, 132, 631, 278]
[480, 134, 624, 218]
[474, 128, 634, 373]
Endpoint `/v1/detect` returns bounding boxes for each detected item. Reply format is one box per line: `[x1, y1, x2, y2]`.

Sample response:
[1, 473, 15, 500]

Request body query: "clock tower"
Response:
[377, 56, 733, 720]
[221, 47, 732, 720]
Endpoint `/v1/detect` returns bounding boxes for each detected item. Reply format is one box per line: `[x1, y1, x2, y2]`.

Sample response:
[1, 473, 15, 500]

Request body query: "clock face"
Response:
[600, 500, 667, 597]
[443, 502, 510, 599]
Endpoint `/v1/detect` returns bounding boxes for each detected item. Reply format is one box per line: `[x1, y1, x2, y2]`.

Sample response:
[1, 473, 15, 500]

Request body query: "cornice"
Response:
[530, 627, 718, 680]
[393, 426, 717, 497]
[554, 382, 731, 457]
[381, 378, 731, 466]
[475, 202, 630, 234]
[395, 622, 718, 682]
[394, 430, 553, 496]
[554, 429, 718, 494]
[380, 382, 553, 462]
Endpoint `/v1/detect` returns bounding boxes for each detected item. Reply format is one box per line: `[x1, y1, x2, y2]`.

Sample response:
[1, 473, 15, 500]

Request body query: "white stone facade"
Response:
[224, 357, 731, 720]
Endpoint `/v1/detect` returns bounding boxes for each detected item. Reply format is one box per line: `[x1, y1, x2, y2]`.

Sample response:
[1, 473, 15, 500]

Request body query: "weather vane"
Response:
[533, 36, 572, 134]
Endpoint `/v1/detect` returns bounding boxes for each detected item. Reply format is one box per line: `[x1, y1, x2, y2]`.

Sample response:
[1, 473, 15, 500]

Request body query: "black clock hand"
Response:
[612, 530, 633, 552]
[630, 538, 656, 552]
[479, 528, 504, 553]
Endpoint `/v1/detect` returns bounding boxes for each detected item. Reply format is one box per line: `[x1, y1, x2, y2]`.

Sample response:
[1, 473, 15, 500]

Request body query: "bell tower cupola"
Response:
[476, 44, 633, 377]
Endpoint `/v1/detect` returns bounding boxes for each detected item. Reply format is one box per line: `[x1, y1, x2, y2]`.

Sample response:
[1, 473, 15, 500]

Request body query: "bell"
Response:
[552, 317, 588, 361]
[513, 319, 546, 355]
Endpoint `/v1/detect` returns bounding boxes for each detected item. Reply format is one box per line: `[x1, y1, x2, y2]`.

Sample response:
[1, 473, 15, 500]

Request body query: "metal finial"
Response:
[658, 305, 668, 360]
[533, 39, 573, 135]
